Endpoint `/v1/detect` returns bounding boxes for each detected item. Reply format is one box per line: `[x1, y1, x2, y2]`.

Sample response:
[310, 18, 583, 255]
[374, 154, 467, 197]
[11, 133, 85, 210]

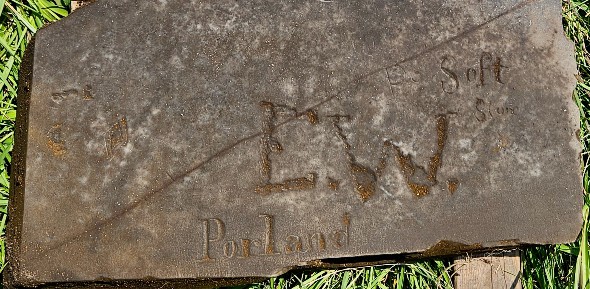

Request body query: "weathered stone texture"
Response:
[5, 0, 581, 288]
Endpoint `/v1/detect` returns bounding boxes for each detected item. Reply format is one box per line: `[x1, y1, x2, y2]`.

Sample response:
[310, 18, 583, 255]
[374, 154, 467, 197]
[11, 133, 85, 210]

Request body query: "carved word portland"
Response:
[199, 214, 350, 261]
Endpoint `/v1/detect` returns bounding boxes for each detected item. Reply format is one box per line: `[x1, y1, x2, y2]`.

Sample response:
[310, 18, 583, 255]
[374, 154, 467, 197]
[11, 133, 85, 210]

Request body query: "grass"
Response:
[0, 0, 70, 276]
[0, 0, 589, 288]
[230, 262, 454, 289]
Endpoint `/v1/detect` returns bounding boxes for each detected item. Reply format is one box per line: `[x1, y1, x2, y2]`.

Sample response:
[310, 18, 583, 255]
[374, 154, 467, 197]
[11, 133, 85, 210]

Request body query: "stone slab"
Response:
[5, 0, 582, 288]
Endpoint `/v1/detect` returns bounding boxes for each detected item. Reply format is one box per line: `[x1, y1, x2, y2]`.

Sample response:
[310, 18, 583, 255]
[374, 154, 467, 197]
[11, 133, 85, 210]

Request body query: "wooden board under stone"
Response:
[454, 251, 522, 289]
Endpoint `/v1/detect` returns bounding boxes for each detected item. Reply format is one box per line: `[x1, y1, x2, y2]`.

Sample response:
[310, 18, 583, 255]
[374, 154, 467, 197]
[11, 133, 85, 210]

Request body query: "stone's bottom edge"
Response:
[3, 241, 540, 289]
[3, 276, 268, 289]
[308, 240, 523, 270]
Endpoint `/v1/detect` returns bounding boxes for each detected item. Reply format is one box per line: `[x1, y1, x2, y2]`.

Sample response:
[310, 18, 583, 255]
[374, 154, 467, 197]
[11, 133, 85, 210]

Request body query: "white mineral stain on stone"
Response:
[151, 108, 161, 115]
[90, 113, 106, 128]
[458, 139, 472, 149]
[170, 55, 185, 70]
[208, 23, 220, 32]
[122, 142, 134, 156]
[79, 50, 90, 62]
[197, 109, 214, 123]
[154, 0, 167, 11]
[134, 168, 150, 187]
[78, 175, 89, 185]
[458, 138, 478, 163]
[529, 167, 542, 177]
[391, 140, 416, 157]
[224, 15, 238, 31]
[331, 9, 347, 25]
[102, 53, 115, 61]
[303, 74, 318, 97]
[102, 175, 112, 186]
[80, 192, 93, 204]
[512, 149, 542, 177]
[308, 157, 323, 169]
[167, 140, 191, 155]
[135, 126, 150, 140]
[85, 139, 104, 154]
[461, 151, 477, 163]
[373, 93, 389, 127]
[329, 77, 341, 88]
[380, 185, 394, 198]
[281, 78, 297, 97]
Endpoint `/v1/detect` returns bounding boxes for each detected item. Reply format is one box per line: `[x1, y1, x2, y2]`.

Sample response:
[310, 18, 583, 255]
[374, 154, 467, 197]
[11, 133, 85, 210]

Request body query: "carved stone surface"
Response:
[6, 0, 582, 288]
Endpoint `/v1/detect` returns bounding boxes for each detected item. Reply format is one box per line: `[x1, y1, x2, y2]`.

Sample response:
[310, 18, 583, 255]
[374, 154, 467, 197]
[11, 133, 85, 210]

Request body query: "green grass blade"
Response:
[0, 33, 15, 56]
[4, 1, 37, 33]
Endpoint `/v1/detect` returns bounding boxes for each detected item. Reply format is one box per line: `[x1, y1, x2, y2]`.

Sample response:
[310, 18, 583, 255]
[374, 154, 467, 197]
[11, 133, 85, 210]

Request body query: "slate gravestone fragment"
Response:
[5, 0, 582, 288]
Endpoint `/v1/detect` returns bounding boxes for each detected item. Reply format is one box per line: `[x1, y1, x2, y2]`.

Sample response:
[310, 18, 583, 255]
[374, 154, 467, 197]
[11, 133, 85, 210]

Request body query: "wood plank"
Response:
[71, 1, 91, 12]
[454, 250, 522, 289]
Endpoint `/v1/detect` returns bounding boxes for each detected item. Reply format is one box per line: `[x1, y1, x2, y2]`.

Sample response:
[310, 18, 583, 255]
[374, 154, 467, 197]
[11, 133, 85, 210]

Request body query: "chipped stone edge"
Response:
[3, 35, 36, 289]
